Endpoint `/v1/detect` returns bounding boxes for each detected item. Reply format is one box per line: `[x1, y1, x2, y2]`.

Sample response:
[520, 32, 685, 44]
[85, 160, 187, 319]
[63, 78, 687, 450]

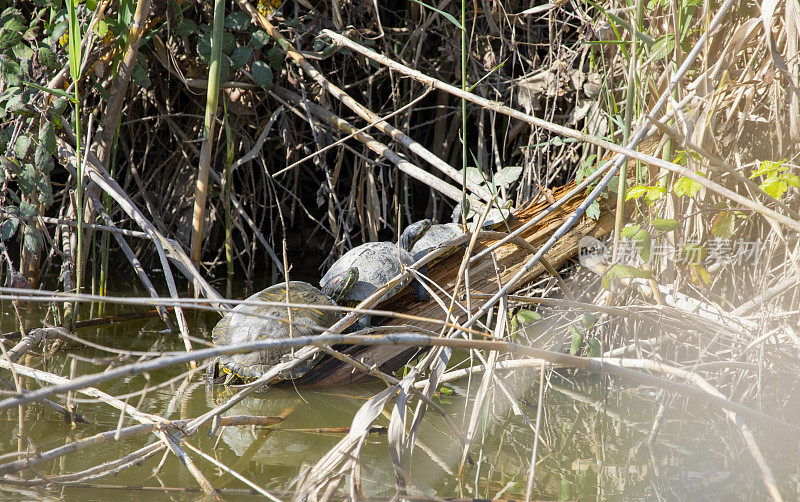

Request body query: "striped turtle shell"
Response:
[212, 271, 356, 382]
[319, 220, 431, 307]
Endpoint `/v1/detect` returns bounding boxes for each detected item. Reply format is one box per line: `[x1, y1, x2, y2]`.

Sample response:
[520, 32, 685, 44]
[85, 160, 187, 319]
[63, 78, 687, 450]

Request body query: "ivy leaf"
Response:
[651, 218, 679, 232]
[644, 186, 666, 205]
[673, 175, 702, 197]
[12, 43, 34, 61]
[515, 309, 541, 323]
[36, 175, 53, 207]
[682, 243, 707, 264]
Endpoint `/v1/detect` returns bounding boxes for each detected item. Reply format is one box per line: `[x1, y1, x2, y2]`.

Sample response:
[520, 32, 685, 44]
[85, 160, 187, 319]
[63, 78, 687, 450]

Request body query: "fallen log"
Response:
[299, 180, 619, 385]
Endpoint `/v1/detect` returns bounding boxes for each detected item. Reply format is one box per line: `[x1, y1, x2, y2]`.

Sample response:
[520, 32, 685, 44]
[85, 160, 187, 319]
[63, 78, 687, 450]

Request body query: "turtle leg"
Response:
[355, 314, 372, 332]
[412, 271, 431, 302]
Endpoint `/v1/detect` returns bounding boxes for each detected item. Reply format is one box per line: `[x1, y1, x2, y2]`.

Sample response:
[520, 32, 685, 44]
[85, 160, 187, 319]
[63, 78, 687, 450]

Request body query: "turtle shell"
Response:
[410, 222, 464, 263]
[212, 281, 342, 382]
[320, 241, 412, 306]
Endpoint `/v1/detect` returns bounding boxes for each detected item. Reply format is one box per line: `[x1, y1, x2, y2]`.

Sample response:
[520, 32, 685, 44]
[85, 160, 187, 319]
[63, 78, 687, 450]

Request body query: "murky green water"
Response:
[1, 283, 799, 501]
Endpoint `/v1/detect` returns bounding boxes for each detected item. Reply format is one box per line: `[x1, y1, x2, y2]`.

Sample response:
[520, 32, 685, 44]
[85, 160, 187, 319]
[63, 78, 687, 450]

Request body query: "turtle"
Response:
[319, 219, 431, 329]
[209, 267, 358, 384]
[410, 201, 517, 268]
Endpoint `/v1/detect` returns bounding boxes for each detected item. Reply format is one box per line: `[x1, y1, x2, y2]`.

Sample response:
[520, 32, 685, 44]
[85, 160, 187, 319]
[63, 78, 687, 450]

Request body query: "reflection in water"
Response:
[1, 303, 799, 500]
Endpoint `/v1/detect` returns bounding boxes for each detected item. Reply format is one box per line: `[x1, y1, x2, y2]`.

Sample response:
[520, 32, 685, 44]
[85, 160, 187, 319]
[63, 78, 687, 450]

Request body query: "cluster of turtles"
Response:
[210, 202, 514, 384]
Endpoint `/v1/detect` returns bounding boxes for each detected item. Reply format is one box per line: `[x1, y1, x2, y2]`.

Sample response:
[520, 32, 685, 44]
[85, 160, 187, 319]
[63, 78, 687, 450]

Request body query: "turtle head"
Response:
[399, 219, 431, 251]
[321, 266, 358, 303]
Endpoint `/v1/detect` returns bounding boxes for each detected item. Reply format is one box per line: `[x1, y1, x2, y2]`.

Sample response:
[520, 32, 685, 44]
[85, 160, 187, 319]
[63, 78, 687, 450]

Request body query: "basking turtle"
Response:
[411, 201, 516, 267]
[210, 267, 358, 383]
[319, 219, 431, 329]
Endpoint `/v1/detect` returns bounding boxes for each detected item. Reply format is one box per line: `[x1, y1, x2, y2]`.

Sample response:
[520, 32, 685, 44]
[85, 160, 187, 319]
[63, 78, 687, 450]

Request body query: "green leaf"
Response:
[66, 0, 83, 82]
[634, 229, 651, 262]
[625, 184, 649, 201]
[651, 218, 679, 232]
[585, 199, 601, 220]
[609, 264, 652, 280]
[197, 31, 212, 58]
[650, 33, 674, 59]
[174, 18, 197, 37]
[39, 121, 55, 153]
[132, 61, 151, 88]
[86, 0, 98, 10]
[23, 224, 43, 254]
[785, 173, 800, 188]
[0, 215, 19, 240]
[34, 143, 54, 173]
[12, 43, 34, 61]
[94, 19, 108, 37]
[267, 45, 283, 70]
[225, 11, 251, 30]
[229, 46, 252, 70]
[37, 47, 59, 69]
[0, 58, 23, 87]
[493, 165, 523, 188]
[218, 56, 231, 83]
[19, 200, 38, 220]
[620, 224, 640, 238]
[250, 29, 271, 50]
[13, 134, 32, 159]
[36, 174, 53, 207]
[750, 159, 786, 179]
[760, 176, 787, 199]
[408, 0, 463, 28]
[251, 60, 273, 89]
[673, 175, 702, 197]
[0, 16, 26, 52]
[712, 211, 735, 239]
[18, 163, 36, 195]
[586, 338, 602, 357]
[516, 309, 541, 323]
[569, 326, 583, 355]
[644, 186, 666, 205]
[45, 19, 69, 45]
